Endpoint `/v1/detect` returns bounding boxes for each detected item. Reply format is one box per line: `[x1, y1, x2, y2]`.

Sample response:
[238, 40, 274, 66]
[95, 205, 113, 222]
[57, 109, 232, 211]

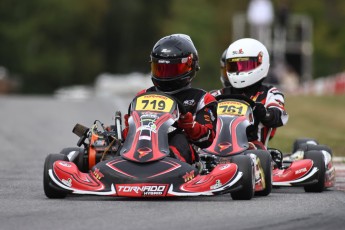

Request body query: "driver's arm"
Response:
[178, 93, 218, 149]
[262, 88, 289, 128]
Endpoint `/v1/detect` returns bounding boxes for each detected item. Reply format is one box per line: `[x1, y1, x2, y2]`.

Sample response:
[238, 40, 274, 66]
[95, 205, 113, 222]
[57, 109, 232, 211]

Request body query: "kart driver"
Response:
[122, 34, 218, 165]
[211, 38, 289, 150]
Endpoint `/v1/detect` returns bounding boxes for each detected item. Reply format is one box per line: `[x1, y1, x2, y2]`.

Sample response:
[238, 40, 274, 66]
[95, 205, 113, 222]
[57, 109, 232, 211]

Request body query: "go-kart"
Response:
[199, 95, 272, 197]
[204, 94, 335, 193]
[44, 92, 254, 199]
[271, 138, 335, 192]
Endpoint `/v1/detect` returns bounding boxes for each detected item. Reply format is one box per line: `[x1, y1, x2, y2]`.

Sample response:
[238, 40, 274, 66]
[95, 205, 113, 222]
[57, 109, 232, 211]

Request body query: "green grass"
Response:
[268, 95, 345, 156]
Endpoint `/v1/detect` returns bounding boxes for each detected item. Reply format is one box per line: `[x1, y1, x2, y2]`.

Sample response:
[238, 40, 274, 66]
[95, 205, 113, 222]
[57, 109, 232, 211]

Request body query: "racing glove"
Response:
[254, 102, 275, 124]
[122, 114, 130, 140]
[253, 103, 267, 121]
[178, 112, 209, 141]
[254, 103, 283, 127]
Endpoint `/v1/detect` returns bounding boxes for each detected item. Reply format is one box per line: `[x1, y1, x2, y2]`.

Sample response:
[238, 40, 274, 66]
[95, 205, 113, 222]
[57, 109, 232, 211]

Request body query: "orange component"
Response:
[88, 134, 99, 169]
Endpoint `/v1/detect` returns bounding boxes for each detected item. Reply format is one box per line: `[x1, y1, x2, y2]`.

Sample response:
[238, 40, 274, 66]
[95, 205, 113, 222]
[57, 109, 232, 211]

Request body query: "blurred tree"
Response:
[103, 0, 171, 74]
[160, 0, 217, 90]
[274, 0, 345, 78]
[312, 0, 345, 77]
[2, 0, 345, 93]
[0, 0, 107, 93]
[159, 0, 244, 91]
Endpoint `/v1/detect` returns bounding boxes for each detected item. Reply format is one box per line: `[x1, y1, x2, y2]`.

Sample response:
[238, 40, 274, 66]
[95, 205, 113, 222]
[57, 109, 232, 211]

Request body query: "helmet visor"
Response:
[226, 55, 262, 73]
[151, 55, 193, 78]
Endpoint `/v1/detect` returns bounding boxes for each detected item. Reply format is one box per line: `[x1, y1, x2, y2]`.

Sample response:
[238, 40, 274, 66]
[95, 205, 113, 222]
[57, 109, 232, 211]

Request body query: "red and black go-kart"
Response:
[199, 94, 272, 197]
[43, 92, 255, 199]
[202, 95, 336, 193]
[271, 138, 335, 192]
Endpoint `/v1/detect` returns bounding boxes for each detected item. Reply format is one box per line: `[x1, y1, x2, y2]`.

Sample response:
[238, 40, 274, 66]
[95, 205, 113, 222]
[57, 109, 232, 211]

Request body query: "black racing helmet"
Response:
[220, 48, 231, 87]
[150, 34, 200, 93]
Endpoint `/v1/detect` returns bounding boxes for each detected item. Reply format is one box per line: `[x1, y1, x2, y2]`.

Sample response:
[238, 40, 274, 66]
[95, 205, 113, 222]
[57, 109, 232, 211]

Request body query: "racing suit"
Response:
[123, 86, 218, 164]
[211, 82, 288, 149]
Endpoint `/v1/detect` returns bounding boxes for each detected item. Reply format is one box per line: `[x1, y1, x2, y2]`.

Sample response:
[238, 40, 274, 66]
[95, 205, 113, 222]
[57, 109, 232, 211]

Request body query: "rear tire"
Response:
[299, 144, 333, 157]
[292, 138, 318, 153]
[231, 155, 254, 200]
[303, 150, 326, 193]
[252, 150, 272, 196]
[43, 154, 68, 199]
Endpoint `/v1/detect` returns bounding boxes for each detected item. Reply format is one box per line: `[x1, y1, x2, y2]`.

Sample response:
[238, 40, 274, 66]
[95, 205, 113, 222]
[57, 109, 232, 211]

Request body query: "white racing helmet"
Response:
[225, 38, 269, 88]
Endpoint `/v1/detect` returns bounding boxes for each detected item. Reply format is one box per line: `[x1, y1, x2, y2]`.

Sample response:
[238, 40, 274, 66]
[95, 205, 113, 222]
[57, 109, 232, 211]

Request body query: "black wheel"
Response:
[292, 138, 318, 153]
[252, 150, 272, 196]
[60, 147, 88, 172]
[43, 154, 69, 199]
[299, 144, 333, 157]
[231, 155, 254, 200]
[303, 150, 326, 193]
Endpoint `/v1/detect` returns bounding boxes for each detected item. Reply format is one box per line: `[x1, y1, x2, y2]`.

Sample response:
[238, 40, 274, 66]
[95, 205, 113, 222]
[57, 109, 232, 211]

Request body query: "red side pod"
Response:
[273, 159, 313, 182]
[53, 160, 104, 191]
[180, 163, 238, 192]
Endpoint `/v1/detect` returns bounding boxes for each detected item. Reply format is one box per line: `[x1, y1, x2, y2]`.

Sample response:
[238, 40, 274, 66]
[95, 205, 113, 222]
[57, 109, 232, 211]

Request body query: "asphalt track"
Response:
[0, 96, 344, 230]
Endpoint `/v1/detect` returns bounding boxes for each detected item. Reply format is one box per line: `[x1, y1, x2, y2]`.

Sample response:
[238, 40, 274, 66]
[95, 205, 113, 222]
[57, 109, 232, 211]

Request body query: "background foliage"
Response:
[269, 94, 345, 156]
[0, 0, 345, 93]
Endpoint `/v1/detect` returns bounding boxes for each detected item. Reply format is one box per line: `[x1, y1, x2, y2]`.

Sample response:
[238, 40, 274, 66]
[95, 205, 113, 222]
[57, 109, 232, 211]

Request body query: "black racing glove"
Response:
[253, 103, 267, 122]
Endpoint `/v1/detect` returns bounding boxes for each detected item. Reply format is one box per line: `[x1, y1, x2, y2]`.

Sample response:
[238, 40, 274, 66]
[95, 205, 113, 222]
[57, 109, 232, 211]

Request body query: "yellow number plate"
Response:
[217, 101, 248, 116]
[135, 94, 174, 112]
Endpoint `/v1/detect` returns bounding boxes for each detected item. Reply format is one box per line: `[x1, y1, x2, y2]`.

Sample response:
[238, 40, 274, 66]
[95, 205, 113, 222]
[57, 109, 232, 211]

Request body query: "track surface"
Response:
[1, 96, 344, 230]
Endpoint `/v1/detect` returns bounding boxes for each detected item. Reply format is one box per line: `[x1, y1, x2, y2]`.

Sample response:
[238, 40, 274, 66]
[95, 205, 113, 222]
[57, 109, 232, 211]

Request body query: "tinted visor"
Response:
[226, 55, 262, 73]
[151, 55, 193, 78]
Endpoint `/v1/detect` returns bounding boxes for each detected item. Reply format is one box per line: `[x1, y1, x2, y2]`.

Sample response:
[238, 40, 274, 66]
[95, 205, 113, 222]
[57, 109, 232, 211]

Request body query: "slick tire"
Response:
[43, 153, 68, 199]
[231, 155, 254, 200]
[299, 144, 333, 157]
[303, 150, 326, 193]
[60, 147, 88, 172]
[253, 150, 272, 196]
[292, 138, 318, 153]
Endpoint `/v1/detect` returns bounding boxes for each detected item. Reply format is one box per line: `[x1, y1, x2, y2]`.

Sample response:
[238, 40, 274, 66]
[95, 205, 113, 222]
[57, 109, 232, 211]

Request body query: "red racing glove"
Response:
[178, 112, 207, 141]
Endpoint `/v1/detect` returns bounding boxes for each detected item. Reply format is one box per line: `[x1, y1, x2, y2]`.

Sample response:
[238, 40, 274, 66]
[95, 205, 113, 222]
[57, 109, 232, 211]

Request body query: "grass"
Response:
[268, 94, 345, 156]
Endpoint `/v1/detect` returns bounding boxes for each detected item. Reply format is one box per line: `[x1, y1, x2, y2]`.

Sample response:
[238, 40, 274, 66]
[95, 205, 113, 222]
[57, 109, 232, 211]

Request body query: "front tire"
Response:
[303, 150, 326, 193]
[231, 155, 254, 200]
[43, 154, 69, 199]
[60, 147, 88, 172]
[252, 150, 272, 196]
